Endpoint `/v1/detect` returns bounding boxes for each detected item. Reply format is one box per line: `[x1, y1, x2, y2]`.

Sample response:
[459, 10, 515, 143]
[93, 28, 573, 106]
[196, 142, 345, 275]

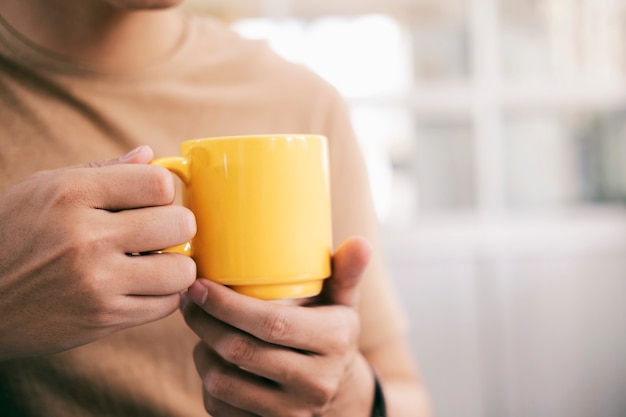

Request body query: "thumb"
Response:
[319, 236, 372, 307]
[66, 146, 154, 170]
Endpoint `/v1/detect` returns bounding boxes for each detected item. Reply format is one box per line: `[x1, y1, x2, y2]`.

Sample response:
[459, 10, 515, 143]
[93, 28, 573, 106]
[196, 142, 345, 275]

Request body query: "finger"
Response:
[187, 280, 356, 353]
[119, 293, 183, 329]
[109, 205, 196, 254]
[194, 343, 284, 416]
[61, 146, 154, 170]
[183, 303, 296, 372]
[51, 164, 176, 211]
[115, 145, 154, 165]
[117, 252, 197, 296]
[183, 301, 309, 382]
[318, 236, 372, 307]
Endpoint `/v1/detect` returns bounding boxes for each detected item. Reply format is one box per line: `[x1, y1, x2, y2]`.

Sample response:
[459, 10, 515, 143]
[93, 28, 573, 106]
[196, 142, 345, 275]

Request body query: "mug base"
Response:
[230, 279, 324, 300]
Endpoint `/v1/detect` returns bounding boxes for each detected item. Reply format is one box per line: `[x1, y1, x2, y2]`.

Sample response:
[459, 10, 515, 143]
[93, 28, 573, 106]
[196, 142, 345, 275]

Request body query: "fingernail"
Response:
[118, 146, 144, 162]
[188, 280, 208, 305]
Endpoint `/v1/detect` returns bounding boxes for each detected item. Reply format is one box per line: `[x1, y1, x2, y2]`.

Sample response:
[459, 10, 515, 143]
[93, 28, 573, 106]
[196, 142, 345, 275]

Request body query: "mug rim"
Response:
[183, 133, 327, 144]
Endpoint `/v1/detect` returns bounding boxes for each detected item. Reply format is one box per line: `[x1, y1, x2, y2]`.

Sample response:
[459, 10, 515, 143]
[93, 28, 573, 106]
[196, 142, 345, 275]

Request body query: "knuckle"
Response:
[258, 310, 291, 343]
[81, 276, 111, 306]
[59, 257, 123, 330]
[56, 231, 96, 276]
[175, 206, 197, 240]
[330, 327, 352, 353]
[46, 172, 89, 208]
[204, 369, 233, 399]
[82, 308, 119, 329]
[328, 311, 359, 353]
[59, 222, 108, 263]
[149, 166, 176, 204]
[183, 207, 197, 236]
[202, 393, 222, 416]
[76, 289, 121, 329]
[178, 256, 197, 286]
[221, 334, 257, 364]
[307, 377, 337, 410]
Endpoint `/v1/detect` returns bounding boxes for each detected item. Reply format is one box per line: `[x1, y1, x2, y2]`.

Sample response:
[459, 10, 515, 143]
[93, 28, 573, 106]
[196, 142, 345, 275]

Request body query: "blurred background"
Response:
[184, 1, 626, 416]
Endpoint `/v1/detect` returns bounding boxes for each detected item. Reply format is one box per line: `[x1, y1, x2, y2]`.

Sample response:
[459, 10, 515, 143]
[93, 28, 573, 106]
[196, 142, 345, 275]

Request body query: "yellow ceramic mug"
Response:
[151, 134, 333, 300]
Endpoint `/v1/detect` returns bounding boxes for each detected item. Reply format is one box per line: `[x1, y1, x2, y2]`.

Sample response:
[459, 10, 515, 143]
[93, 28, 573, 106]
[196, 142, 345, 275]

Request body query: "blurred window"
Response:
[229, 0, 626, 226]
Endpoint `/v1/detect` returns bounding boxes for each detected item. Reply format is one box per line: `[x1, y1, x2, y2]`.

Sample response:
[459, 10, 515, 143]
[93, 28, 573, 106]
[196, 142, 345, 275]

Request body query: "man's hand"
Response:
[182, 237, 377, 417]
[0, 146, 197, 359]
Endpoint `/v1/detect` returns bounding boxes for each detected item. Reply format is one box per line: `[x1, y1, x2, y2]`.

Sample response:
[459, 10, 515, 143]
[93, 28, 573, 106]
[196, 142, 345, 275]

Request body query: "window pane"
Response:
[232, 14, 411, 98]
[413, 119, 476, 213]
[503, 110, 626, 209]
[409, 6, 470, 82]
[500, 0, 626, 81]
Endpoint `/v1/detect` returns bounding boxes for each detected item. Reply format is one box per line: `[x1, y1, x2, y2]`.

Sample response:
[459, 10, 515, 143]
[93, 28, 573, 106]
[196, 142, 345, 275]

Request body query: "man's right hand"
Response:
[0, 146, 197, 360]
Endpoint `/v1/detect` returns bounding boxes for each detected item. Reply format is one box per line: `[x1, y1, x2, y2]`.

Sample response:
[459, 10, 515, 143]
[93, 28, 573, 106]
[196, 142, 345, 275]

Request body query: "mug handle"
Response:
[151, 156, 191, 184]
[150, 157, 193, 256]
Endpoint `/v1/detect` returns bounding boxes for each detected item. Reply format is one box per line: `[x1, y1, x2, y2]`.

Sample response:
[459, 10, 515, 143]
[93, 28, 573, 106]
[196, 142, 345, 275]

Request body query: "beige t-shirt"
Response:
[0, 12, 407, 417]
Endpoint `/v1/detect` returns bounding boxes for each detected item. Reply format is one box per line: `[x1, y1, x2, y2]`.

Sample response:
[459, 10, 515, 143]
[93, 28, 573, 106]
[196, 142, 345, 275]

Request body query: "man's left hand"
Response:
[181, 237, 376, 417]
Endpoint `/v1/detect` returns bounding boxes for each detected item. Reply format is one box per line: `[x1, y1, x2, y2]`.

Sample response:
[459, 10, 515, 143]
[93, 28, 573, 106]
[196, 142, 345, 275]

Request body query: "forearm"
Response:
[381, 377, 432, 417]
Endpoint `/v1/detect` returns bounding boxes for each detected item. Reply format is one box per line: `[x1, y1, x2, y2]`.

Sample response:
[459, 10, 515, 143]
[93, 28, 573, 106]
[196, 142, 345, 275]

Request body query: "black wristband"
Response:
[371, 369, 387, 417]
